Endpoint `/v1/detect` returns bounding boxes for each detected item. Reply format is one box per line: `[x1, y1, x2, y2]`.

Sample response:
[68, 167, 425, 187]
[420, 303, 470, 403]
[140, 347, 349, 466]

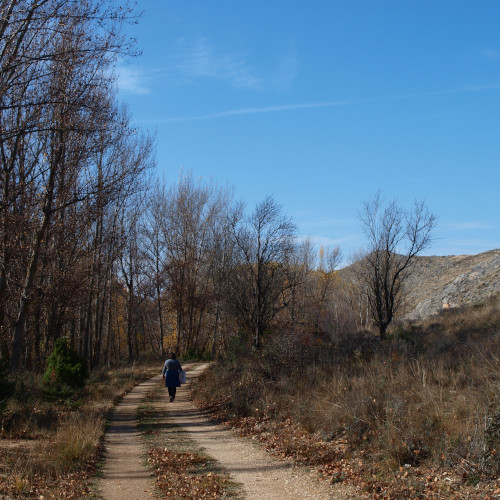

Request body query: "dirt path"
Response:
[99, 375, 160, 499]
[99, 364, 357, 499]
[160, 363, 356, 499]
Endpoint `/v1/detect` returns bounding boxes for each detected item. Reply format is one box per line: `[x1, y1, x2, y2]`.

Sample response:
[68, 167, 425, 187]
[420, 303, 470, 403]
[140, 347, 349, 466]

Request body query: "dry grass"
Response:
[307, 352, 500, 473]
[47, 413, 105, 469]
[0, 414, 104, 498]
[0, 361, 160, 498]
[86, 362, 160, 405]
[193, 294, 500, 498]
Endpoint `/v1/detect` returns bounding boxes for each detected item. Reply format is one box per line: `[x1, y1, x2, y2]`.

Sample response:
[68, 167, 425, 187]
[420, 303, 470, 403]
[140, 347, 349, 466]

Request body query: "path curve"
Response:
[99, 364, 357, 499]
[161, 363, 356, 499]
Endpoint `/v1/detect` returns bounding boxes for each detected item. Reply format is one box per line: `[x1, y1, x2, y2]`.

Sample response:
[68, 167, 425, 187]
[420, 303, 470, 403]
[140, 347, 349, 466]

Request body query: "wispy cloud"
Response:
[375, 83, 500, 101]
[116, 37, 265, 94]
[165, 37, 300, 92]
[116, 65, 154, 95]
[482, 49, 500, 60]
[147, 100, 350, 123]
[172, 37, 263, 90]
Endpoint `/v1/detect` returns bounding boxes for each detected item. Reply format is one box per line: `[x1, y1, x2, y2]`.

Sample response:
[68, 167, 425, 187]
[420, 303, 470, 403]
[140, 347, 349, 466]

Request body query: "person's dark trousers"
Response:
[168, 386, 176, 400]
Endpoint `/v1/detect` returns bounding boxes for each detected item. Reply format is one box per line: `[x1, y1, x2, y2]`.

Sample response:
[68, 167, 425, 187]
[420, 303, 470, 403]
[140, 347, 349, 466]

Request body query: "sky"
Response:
[116, 0, 500, 262]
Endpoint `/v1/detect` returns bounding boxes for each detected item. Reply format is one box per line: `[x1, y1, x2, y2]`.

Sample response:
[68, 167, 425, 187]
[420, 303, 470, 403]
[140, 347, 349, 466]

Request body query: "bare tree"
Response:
[356, 192, 437, 339]
[227, 196, 297, 349]
[142, 181, 169, 357]
[286, 238, 316, 332]
[282, 242, 344, 338]
[160, 173, 232, 355]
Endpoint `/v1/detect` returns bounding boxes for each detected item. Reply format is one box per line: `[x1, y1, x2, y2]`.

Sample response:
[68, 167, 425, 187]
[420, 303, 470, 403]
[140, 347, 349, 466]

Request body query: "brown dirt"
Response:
[98, 376, 159, 499]
[99, 363, 358, 499]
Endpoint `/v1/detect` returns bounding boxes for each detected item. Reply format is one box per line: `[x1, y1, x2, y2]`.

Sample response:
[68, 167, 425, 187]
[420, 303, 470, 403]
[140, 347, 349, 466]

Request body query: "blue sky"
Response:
[117, 0, 500, 261]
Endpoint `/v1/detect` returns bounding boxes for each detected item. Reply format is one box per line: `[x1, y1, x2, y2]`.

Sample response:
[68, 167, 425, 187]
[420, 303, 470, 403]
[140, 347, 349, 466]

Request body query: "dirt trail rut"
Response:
[99, 364, 356, 499]
[99, 376, 159, 499]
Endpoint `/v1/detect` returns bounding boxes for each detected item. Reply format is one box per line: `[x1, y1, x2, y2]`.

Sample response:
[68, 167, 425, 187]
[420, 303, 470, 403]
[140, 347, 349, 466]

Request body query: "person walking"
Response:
[162, 352, 182, 402]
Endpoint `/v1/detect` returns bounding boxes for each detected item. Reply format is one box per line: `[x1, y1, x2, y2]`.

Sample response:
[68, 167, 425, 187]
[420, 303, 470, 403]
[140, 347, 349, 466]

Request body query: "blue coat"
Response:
[162, 358, 182, 387]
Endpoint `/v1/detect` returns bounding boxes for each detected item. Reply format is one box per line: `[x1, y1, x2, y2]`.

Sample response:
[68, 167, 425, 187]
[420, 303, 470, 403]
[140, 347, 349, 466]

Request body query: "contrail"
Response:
[138, 83, 500, 124]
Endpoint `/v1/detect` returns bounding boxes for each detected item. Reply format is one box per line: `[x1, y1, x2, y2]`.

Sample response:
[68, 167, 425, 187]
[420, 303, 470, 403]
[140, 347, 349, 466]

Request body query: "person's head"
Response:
[168, 352, 176, 359]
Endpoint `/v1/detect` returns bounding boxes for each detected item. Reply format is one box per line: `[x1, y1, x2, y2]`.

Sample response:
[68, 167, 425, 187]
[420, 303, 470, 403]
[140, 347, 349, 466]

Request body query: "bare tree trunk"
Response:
[10, 143, 59, 371]
[11, 210, 51, 371]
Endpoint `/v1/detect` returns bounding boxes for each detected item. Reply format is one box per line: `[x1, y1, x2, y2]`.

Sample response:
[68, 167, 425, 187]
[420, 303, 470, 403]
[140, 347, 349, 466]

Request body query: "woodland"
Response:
[0, 0, 359, 375]
[0, 0, 440, 376]
[0, 0, 311, 373]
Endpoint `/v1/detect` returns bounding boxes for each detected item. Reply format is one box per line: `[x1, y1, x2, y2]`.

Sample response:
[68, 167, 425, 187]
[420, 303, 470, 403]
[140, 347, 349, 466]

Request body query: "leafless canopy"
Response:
[356, 192, 437, 339]
[227, 195, 297, 349]
[0, 0, 154, 372]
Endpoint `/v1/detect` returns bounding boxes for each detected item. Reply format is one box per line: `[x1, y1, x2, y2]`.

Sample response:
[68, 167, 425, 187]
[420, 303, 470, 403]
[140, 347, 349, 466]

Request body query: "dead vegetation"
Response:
[0, 363, 159, 498]
[148, 448, 236, 499]
[192, 294, 500, 498]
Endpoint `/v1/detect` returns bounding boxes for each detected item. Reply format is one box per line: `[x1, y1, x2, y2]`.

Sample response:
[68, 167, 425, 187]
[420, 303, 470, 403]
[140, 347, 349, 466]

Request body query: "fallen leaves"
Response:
[148, 447, 233, 499]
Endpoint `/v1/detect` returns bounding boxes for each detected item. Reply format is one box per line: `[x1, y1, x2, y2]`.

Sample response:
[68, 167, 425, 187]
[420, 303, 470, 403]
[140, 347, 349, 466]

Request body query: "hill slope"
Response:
[341, 249, 500, 321]
[403, 249, 500, 319]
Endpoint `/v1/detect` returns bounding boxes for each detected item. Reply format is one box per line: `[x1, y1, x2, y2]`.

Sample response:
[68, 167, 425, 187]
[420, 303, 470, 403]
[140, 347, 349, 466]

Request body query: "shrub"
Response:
[44, 338, 89, 390]
[181, 348, 213, 362]
[194, 294, 500, 487]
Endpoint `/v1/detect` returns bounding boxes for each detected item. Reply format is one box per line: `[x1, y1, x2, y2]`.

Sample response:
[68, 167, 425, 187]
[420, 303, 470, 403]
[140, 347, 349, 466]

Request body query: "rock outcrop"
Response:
[402, 249, 500, 320]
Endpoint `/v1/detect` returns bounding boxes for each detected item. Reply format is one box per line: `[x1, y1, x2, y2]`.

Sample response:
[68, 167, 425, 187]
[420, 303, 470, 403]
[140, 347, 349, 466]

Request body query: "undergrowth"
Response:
[192, 294, 500, 498]
[0, 362, 159, 498]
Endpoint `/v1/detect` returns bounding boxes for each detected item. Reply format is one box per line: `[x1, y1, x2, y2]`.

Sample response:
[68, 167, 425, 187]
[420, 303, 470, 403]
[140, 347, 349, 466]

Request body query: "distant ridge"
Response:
[340, 249, 500, 321]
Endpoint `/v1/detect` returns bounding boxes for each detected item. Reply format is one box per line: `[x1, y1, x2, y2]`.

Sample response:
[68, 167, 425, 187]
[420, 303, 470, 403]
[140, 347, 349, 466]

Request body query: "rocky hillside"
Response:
[341, 249, 500, 321]
[402, 249, 500, 320]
